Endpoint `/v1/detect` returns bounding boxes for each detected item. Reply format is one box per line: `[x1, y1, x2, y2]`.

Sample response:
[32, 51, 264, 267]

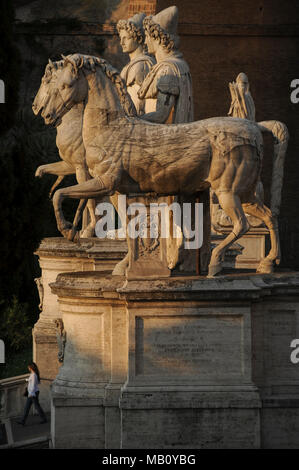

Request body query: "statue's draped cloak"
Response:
[120, 55, 156, 116]
[138, 52, 194, 124]
[120, 55, 156, 87]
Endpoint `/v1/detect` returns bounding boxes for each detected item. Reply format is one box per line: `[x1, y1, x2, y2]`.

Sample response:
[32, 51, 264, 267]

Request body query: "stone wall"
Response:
[128, 0, 157, 16]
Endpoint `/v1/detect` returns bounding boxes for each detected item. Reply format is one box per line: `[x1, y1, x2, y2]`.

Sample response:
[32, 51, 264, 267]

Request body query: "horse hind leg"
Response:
[208, 191, 250, 277]
[242, 200, 280, 273]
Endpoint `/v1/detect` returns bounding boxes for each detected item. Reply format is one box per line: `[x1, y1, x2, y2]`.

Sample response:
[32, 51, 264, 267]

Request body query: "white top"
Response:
[26, 372, 39, 397]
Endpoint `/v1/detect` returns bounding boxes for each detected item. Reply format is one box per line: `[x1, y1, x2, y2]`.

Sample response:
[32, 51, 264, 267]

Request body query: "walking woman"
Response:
[17, 362, 47, 425]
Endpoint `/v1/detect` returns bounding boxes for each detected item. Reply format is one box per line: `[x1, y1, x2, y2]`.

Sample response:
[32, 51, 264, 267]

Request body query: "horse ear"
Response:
[61, 54, 78, 74]
[61, 54, 70, 67]
[48, 59, 54, 67]
[79, 56, 84, 68]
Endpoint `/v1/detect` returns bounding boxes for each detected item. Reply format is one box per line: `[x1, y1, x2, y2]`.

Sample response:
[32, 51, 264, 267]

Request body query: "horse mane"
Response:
[62, 53, 137, 117]
[44, 59, 65, 82]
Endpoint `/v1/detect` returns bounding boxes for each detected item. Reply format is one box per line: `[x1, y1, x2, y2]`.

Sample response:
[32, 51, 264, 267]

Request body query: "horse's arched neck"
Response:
[56, 103, 83, 135]
[84, 69, 125, 127]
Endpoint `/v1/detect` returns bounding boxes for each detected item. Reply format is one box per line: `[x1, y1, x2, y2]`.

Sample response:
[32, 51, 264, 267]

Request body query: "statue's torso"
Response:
[121, 54, 156, 115]
[138, 54, 194, 124]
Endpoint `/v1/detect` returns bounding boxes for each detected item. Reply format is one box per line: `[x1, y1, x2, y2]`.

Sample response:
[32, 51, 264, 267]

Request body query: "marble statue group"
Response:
[32, 5, 289, 278]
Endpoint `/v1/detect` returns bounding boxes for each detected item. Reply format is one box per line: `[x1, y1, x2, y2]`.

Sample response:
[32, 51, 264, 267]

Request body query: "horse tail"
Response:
[257, 120, 289, 216]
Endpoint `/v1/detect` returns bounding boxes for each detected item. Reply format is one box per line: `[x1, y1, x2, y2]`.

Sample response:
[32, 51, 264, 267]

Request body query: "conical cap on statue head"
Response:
[152, 5, 178, 36]
[128, 12, 146, 30]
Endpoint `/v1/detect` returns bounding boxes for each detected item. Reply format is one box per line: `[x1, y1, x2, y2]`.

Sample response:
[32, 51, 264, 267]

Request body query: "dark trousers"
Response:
[21, 391, 46, 424]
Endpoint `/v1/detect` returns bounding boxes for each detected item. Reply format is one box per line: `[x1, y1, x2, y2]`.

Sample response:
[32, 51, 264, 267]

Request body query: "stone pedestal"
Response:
[118, 277, 261, 449]
[33, 237, 127, 411]
[126, 194, 171, 280]
[48, 270, 299, 448]
[213, 228, 268, 270]
[49, 272, 127, 449]
[125, 191, 211, 279]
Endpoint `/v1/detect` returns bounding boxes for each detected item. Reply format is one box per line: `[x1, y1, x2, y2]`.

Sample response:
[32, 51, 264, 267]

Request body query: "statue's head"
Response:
[117, 13, 146, 54]
[143, 5, 179, 55]
[236, 72, 250, 93]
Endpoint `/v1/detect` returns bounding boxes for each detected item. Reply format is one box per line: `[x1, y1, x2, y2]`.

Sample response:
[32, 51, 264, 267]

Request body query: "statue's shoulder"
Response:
[155, 61, 180, 95]
[138, 59, 180, 100]
[122, 55, 156, 87]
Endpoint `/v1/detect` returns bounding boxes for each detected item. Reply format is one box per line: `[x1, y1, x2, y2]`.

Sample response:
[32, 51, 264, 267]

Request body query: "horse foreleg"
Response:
[242, 200, 280, 273]
[35, 161, 75, 198]
[208, 191, 250, 277]
[35, 160, 74, 178]
[75, 165, 97, 237]
[53, 177, 111, 241]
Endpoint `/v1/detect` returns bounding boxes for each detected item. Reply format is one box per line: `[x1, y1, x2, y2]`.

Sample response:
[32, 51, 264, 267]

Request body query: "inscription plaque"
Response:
[135, 314, 245, 380]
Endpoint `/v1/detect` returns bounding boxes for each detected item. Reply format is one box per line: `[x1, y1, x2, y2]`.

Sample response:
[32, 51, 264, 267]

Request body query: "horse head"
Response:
[32, 58, 65, 116]
[40, 54, 89, 127]
[39, 53, 137, 127]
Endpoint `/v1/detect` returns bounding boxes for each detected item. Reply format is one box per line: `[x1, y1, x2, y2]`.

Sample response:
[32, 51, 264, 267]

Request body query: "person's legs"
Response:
[32, 392, 47, 423]
[18, 397, 33, 425]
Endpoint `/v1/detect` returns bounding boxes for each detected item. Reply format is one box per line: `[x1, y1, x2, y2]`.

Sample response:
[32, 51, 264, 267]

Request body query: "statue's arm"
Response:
[140, 91, 176, 123]
[135, 61, 152, 87]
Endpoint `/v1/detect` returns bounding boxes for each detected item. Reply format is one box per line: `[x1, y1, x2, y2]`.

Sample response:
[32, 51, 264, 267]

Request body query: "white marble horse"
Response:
[40, 53, 282, 277]
[32, 58, 96, 237]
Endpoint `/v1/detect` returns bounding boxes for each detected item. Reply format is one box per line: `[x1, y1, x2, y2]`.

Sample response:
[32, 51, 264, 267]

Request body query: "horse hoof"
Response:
[112, 255, 129, 276]
[256, 259, 274, 274]
[35, 168, 44, 178]
[207, 263, 222, 277]
[61, 226, 77, 242]
[73, 231, 80, 242]
[67, 227, 78, 242]
[81, 226, 95, 238]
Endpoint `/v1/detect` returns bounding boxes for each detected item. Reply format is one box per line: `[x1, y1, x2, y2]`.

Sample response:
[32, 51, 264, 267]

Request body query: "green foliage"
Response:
[0, 346, 32, 380]
[0, 298, 32, 355]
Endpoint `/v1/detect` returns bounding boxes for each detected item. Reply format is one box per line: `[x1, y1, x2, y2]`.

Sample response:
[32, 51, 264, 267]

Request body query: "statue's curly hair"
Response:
[116, 19, 144, 45]
[143, 16, 179, 52]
